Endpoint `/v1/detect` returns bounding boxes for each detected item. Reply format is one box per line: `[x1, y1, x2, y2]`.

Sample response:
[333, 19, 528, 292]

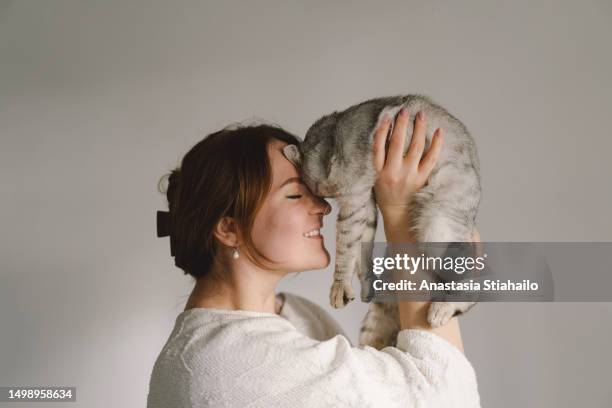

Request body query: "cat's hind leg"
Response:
[359, 301, 400, 349]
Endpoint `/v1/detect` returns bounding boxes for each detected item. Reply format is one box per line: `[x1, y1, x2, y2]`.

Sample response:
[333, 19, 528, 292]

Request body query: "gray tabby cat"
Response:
[283, 95, 481, 349]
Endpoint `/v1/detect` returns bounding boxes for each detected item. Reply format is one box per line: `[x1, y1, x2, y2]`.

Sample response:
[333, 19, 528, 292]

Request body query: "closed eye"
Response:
[287, 195, 303, 199]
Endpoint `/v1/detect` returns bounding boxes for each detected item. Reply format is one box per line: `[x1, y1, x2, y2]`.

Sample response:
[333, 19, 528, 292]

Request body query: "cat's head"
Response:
[284, 102, 397, 198]
[282, 113, 348, 198]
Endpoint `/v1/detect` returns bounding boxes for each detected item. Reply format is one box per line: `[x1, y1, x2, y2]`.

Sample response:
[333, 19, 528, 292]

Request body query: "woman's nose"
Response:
[312, 197, 332, 215]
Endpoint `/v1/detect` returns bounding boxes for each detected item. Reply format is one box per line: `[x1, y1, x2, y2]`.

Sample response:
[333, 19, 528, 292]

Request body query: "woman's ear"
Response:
[212, 216, 239, 247]
[282, 144, 302, 167]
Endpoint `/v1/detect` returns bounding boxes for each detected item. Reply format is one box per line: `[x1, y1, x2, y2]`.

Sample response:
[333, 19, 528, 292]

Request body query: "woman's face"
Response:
[249, 139, 331, 273]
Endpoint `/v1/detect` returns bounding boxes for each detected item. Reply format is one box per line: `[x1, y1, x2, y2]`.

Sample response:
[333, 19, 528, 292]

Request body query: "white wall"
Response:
[1, 1, 611, 406]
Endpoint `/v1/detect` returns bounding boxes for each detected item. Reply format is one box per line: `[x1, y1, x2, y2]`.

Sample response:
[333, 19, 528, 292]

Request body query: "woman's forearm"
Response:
[382, 209, 465, 353]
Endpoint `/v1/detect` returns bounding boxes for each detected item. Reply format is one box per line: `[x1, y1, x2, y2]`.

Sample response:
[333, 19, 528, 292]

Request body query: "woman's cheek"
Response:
[276, 209, 304, 238]
[262, 206, 302, 244]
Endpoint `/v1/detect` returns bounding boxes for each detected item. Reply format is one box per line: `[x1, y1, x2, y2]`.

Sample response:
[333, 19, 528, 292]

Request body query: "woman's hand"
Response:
[372, 107, 444, 224]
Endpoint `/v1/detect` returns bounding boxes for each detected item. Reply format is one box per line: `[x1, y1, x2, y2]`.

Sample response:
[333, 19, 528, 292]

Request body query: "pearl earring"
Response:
[232, 246, 240, 260]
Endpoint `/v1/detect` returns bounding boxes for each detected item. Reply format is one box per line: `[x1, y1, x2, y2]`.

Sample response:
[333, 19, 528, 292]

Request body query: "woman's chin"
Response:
[290, 245, 330, 271]
[300, 252, 330, 270]
[315, 249, 331, 269]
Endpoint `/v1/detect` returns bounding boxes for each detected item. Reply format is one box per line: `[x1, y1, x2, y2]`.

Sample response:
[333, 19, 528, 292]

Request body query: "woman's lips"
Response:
[304, 234, 323, 240]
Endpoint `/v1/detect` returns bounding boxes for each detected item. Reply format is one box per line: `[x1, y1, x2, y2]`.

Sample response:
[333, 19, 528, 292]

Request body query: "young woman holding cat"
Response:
[147, 110, 481, 407]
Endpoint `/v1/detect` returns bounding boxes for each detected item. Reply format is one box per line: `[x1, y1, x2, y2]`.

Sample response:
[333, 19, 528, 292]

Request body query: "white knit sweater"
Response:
[147, 292, 480, 408]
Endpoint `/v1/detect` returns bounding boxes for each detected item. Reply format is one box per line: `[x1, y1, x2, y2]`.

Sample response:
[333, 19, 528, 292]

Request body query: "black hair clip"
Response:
[156, 211, 176, 256]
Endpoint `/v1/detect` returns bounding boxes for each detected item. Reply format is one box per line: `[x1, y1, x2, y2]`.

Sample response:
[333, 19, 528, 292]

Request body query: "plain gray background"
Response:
[1, 1, 611, 407]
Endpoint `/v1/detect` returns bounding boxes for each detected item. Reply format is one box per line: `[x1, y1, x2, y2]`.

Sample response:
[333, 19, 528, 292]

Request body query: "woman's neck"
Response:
[184, 266, 284, 314]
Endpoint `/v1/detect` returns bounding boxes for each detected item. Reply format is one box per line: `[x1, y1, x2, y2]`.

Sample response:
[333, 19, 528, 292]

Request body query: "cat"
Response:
[283, 95, 481, 349]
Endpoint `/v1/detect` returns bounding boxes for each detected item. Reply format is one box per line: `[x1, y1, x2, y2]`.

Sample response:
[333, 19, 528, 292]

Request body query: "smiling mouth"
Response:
[303, 228, 322, 239]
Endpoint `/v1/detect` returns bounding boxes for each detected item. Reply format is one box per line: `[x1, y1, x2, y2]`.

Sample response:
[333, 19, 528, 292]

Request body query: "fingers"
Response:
[404, 111, 428, 169]
[373, 115, 392, 173]
[386, 107, 410, 171]
[375, 107, 444, 182]
[418, 127, 444, 175]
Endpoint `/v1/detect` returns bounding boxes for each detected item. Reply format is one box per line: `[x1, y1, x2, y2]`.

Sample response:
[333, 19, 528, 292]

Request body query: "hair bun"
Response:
[157, 172, 171, 194]
[157, 169, 181, 194]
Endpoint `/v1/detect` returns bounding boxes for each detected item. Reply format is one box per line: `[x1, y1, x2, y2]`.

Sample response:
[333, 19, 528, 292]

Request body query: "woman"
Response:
[147, 109, 481, 407]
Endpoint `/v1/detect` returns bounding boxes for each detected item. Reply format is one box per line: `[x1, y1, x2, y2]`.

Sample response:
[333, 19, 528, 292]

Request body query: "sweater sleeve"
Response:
[279, 293, 480, 406]
[294, 328, 481, 407]
[176, 312, 481, 408]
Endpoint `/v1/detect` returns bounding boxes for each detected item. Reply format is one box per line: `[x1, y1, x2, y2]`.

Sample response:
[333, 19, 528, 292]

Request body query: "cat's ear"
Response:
[283, 144, 302, 167]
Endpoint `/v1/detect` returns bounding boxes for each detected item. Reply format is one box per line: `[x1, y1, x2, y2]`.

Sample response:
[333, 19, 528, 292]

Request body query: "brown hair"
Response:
[162, 124, 302, 280]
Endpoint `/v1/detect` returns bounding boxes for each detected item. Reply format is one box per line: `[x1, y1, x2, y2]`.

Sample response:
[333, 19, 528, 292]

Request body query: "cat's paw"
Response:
[330, 280, 355, 308]
[427, 302, 457, 328]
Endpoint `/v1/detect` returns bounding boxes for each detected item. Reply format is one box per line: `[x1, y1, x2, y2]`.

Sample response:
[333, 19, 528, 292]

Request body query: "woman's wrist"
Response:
[398, 300, 431, 329]
[381, 207, 416, 244]
[381, 206, 434, 331]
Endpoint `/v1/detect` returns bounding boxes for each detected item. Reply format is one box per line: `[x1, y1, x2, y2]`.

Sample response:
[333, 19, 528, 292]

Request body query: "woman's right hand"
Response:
[372, 107, 444, 224]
